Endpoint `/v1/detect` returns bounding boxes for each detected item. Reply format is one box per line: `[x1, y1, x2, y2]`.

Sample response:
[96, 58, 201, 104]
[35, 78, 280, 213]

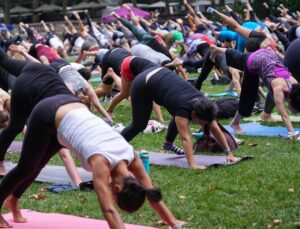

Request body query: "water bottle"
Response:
[139, 151, 150, 174]
[193, 132, 204, 138]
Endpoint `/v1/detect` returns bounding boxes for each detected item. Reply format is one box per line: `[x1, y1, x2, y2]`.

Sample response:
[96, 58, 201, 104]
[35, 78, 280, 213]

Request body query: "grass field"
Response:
[2, 74, 300, 229]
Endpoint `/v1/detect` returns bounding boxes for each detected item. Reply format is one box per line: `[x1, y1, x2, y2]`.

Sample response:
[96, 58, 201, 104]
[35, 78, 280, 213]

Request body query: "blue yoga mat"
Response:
[224, 122, 300, 137]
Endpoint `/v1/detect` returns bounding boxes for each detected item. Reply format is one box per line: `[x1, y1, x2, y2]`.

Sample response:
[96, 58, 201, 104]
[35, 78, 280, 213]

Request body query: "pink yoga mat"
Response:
[3, 210, 158, 229]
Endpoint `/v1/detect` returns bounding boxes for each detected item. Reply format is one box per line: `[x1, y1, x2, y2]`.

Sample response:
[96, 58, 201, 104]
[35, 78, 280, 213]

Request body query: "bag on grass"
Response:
[210, 76, 231, 85]
[215, 97, 239, 119]
[193, 122, 237, 153]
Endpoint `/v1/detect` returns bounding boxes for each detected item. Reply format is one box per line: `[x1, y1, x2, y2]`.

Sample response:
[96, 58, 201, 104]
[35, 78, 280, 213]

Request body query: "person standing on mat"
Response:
[0, 96, 182, 229]
[120, 66, 240, 169]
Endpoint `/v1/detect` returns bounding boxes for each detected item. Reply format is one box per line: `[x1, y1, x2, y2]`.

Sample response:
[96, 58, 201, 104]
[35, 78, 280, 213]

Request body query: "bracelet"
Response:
[223, 147, 231, 154]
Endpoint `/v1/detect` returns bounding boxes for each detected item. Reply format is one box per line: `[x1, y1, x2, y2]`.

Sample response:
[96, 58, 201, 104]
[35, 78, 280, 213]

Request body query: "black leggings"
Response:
[0, 67, 16, 92]
[284, 38, 300, 82]
[225, 48, 258, 117]
[0, 50, 71, 161]
[121, 68, 178, 142]
[195, 50, 229, 90]
[0, 95, 78, 208]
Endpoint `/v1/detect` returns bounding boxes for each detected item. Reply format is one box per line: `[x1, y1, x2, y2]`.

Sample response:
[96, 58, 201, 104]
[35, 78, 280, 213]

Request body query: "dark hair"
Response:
[195, 24, 207, 33]
[78, 68, 91, 81]
[245, 38, 262, 52]
[192, 97, 218, 123]
[116, 177, 146, 213]
[0, 110, 9, 129]
[28, 44, 37, 58]
[289, 83, 300, 112]
[288, 25, 299, 42]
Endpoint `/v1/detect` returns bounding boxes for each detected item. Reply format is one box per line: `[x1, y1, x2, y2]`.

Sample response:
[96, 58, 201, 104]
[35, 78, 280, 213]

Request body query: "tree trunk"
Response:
[165, 0, 170, 15]
[62, 0, 68, 16]
[3, 0, 11, 24]
[131, 0, 137, 6]
[32, 0, 39, 22]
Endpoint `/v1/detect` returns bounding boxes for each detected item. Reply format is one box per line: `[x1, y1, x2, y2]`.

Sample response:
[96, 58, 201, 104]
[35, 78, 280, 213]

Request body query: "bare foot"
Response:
[226, 154, 241, 163]
[193, 165, 206, 170]
[0, 161, 5, 176]
[230, 122, 244, 134]
[4, 196, 27, 223]
[260, 112, 276, 122]
[0, 215, 12, 228]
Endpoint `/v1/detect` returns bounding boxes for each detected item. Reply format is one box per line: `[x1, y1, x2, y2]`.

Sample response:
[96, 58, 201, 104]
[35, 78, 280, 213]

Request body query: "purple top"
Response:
[247, 48, 292, 91]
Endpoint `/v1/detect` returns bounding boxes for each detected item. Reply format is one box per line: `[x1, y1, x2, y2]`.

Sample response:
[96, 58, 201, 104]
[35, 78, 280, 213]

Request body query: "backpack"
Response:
[210, 75, 231, 85]
[193, 122, 238, 153]
[215, 97, 239, 119]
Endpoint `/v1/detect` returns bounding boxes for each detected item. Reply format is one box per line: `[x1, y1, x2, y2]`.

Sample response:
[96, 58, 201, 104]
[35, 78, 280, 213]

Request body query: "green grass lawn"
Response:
[2, 74, 300, 229]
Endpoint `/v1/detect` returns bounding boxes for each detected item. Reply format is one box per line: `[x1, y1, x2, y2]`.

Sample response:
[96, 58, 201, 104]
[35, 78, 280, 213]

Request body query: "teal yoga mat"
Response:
[208, 91, 238, 97]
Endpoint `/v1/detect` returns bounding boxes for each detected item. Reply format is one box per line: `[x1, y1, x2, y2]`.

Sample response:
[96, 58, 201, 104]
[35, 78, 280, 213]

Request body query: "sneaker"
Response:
[163, 142, 185, 155]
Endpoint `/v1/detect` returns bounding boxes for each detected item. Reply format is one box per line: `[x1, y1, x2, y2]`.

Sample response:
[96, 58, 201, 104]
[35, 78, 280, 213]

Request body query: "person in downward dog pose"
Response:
[121, 66, 240, 168]
[210, 44, 300, 139]
[0, 95, 183, 229]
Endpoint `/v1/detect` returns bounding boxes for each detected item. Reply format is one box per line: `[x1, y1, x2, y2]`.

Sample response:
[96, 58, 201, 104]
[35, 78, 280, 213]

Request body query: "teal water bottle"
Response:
[139, 151, 150, 174]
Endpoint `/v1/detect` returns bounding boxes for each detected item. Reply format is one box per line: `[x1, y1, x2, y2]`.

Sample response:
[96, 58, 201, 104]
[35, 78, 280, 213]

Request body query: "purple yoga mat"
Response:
[7, 141, 23, 153]
[102, 5, 150, 23]
[149, 152, 252, 168]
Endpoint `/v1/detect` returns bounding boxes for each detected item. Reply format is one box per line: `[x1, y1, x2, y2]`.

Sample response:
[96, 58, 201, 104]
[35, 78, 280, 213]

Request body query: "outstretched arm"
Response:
[72, 11, 89, 38]
[64, 15, 78, 34]
[213, 8, 252, 38]
[129, 153, 180, 228]
[208, 120, 239, 162]
[40, 20, 50, 33]
[273, 86, 297, 136]
[85, 82, 113, 123]
[89, 157, 125, 229]
[9, 45, 41, 63]
[182, 0, 202, 26]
